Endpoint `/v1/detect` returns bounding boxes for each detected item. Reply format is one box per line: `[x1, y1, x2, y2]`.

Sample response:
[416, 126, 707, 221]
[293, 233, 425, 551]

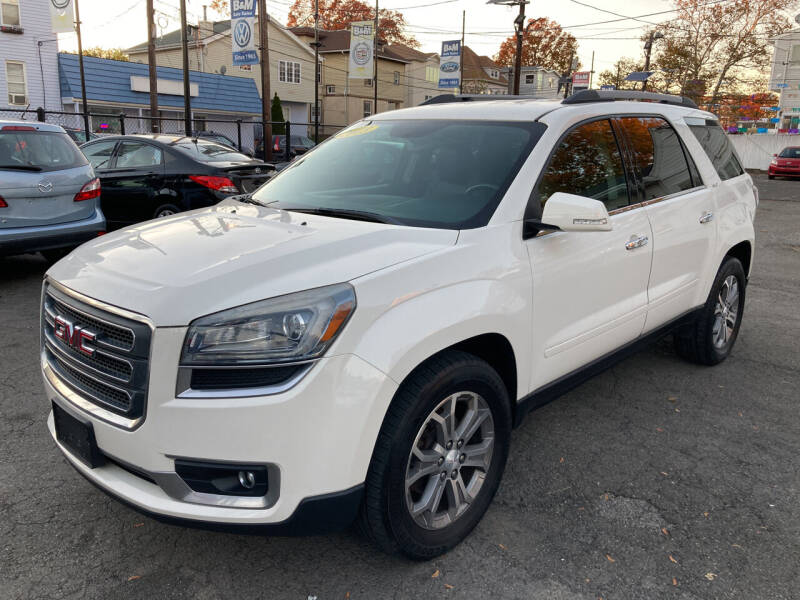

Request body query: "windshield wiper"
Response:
[283, 207, 402, 225]
[0, 164, 42, 171]
[230, 193, 267, 207]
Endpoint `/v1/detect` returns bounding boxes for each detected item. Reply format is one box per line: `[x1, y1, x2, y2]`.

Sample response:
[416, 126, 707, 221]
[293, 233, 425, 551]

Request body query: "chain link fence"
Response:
[0, 108, 345, 163]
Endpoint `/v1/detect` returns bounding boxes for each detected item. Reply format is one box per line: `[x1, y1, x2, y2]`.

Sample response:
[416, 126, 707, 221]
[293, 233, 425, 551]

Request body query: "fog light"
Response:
[238, 470, 256, 489]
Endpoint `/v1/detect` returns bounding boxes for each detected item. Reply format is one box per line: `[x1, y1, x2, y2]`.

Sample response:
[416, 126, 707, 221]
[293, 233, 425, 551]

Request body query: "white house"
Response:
[0, 0, 60, 112]
[768, 27, 800, 131]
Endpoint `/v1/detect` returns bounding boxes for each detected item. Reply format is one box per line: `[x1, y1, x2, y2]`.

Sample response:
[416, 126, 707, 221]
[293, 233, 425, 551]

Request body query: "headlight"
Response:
[181, 283, 355, 366]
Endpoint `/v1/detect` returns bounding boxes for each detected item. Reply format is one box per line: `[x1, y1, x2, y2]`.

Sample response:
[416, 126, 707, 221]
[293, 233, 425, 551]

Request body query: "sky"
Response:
[58, 0, 682, 79]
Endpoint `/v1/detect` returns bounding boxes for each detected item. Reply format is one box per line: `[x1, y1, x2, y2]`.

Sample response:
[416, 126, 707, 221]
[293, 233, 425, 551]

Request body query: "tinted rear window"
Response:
[685, 118, 744, 181]
[0, 130, 88, 172]
[173, 139, 252, 163]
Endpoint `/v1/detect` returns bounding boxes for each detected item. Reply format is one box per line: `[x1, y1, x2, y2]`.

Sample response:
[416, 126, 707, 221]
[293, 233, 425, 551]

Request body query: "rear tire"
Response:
[674, 256, 746, 365]
[358, 350, 512, 560]
[153, 204, 180, 219]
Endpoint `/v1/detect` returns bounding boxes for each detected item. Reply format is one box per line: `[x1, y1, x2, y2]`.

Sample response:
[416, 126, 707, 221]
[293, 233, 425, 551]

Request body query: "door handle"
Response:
[625, 234, 649, 250]
[699, 211, 714, 224]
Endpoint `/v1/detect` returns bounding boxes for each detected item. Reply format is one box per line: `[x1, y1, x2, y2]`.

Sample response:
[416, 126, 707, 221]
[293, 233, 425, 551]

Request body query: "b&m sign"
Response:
[438, 40, 461, 89]
[231, 0, 258, 66]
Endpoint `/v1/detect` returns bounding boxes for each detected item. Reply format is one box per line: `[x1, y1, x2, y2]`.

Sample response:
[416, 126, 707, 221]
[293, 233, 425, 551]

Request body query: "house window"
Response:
[393, 71, 400, 85]
[426, 66, 437, 82]
[5, 60, 26, 105]
[363, 100, 372, 117]
[279, 60, 301, 84]
[424, 95, 433, 101]
[326, 84, 335, 94]
[525, 74, 534, 84]
[364, 78, 373, 87]
[1, 0, 20, 27]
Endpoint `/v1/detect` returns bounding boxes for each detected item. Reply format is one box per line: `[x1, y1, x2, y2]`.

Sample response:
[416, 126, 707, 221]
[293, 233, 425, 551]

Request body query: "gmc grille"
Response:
[42, 284, 151, 422]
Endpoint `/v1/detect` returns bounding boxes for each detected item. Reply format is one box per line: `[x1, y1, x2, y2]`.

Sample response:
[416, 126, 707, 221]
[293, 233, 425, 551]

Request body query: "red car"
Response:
[768, 146, 800, 179]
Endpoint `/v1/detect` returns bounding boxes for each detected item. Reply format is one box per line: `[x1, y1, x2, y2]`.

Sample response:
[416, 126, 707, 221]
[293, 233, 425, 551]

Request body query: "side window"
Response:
[537, 119, 629, 212]
[685, 118, 744, 181]
[82, 140, 117, 170]
[617, 117, 694, 201]
[115, 141, 162, 168]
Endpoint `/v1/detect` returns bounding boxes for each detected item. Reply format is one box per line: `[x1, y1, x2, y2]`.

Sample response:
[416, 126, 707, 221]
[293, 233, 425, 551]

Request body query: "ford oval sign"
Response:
[441, 62, 459, 73]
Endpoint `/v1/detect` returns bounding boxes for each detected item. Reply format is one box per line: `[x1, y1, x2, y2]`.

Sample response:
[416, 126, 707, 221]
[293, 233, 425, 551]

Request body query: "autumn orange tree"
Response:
[655, 0, 796, 104]
[494, 18, 578, 74]
[284, 0, 418, 47]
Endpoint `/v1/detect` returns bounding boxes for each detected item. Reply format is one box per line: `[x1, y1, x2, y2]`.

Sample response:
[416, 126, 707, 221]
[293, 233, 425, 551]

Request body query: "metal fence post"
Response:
[236, 119, 242, 152]
[285, 121, 291, 162]
[119, 113, 126, 135]
[36, 107, 46, 122]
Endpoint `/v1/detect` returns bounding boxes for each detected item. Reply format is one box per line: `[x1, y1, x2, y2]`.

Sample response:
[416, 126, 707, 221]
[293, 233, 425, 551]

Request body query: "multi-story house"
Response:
[768, 27, 800, 131]
[290, 27, 408, 131]
[385, 43, 448, 107]
[127, 16, 316, 125]
[502, 65, 561, 98]
[460, 46, 507, 95]
[0, 0, 60, 112]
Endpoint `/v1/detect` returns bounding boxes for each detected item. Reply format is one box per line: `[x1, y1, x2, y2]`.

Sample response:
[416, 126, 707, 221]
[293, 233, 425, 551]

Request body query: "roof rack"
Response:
[562, 89, 698, 109]
[420, 94, 539, 105]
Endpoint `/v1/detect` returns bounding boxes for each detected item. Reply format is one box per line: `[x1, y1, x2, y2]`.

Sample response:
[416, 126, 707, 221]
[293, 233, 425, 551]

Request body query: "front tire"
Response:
[153, 203, 180, 219]
[359, 351, 511, 560]
[674, 256, 746, 365]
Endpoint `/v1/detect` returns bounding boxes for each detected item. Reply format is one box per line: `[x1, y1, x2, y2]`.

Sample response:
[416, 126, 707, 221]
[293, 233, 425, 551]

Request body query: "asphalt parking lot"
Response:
[1, 173, 798, 599]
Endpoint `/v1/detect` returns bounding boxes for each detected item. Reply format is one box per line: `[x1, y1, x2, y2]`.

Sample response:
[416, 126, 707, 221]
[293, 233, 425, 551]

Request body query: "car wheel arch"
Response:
[725, 239, 752, 278]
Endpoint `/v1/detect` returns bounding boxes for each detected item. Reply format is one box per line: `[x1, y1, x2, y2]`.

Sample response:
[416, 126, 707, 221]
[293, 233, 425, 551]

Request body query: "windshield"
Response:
[0, 130, 88, 172]
[173, 138, 253, 163]
[778, 147, 800, 159]
[251, 119, 544, 229]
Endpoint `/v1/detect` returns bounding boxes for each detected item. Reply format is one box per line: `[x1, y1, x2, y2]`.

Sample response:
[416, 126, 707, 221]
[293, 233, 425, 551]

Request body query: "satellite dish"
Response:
[795, 13, 800, 26]
[220, 65, 227, 75]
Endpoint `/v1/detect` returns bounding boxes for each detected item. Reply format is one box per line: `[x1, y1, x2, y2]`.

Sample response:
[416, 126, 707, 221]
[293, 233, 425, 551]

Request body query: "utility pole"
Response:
[74, 0, 90, 140]
[179, 0, 192, 135]
[258, 0, 272, 161]
[146, 0, 159, 132]
[512, 1, 525, 95]
[313, 0, 319, 143]
[642, 30, 663, 91]
[563, 52, 574, 99]
[589, 50, 594, 89]
[373, 0, 378, 114]
[459, 10, 465, 95]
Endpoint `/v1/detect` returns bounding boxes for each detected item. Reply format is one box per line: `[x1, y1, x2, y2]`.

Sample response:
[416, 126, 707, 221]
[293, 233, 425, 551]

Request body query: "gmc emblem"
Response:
[54, 316, 96, 357]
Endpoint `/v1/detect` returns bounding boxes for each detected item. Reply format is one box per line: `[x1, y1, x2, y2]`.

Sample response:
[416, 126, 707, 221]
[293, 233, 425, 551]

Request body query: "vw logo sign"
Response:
[38, 181, 53, 193]
[234, 20, 251, 48]
[51, 0, 70, 9]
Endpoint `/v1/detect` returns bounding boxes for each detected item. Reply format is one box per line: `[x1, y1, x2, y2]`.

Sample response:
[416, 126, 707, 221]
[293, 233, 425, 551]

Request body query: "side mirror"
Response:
[539, 192, 612, 232]
[773, 153, 778, 157]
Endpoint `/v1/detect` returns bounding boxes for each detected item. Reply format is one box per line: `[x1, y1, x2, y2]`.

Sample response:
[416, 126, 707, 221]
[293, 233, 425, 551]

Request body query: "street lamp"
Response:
[642, 30, 664, 91]
[487, 0, 530, 96]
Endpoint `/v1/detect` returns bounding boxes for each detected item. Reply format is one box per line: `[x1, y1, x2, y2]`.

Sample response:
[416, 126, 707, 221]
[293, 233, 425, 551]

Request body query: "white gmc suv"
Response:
[42, 91, 757, 559]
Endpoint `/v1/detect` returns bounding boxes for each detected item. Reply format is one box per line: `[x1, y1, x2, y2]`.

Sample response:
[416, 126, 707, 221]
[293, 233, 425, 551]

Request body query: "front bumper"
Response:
[44, 326, 398, 528]
[767, 165, 800, 177]
[0, 209, 106, 256]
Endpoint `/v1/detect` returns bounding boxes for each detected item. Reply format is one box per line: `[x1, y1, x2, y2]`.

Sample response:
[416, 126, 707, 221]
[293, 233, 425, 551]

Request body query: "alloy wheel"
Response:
[404, 391, 494, 530]
[712, 275, 739, 349]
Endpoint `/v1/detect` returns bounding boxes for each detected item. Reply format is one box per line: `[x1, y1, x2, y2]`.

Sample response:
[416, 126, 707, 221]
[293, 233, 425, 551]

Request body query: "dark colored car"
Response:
[255, 134, 315, 159]
[79, 134, 273, 229]
[64, 128, 100, 144]
[768, 146, 800, 179]
[193, 130, 253, 157]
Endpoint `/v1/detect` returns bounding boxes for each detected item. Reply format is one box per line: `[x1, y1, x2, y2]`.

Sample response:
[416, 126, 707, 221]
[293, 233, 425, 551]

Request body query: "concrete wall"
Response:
[728, 134, 800, 170]
[0, 0, 61, 111]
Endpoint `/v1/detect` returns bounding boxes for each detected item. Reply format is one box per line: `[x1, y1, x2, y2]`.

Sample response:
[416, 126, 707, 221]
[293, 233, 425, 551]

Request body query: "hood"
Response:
[48, 200, 458, 326]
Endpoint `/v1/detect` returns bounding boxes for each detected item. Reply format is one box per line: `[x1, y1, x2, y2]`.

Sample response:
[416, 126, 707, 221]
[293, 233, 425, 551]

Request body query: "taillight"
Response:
[274, 139, 280, 151]
[1, 125, 36, 131]
[0, 195, 7, 208]
[74, 177, 101, 202]
[189, 175, 238, 193]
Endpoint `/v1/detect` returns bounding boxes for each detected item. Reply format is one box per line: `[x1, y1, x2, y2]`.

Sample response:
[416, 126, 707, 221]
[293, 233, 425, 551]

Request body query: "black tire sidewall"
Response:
[383, 361, 511, 558]
[703, 257, 746, 363]
[153, 204, 180, 219]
